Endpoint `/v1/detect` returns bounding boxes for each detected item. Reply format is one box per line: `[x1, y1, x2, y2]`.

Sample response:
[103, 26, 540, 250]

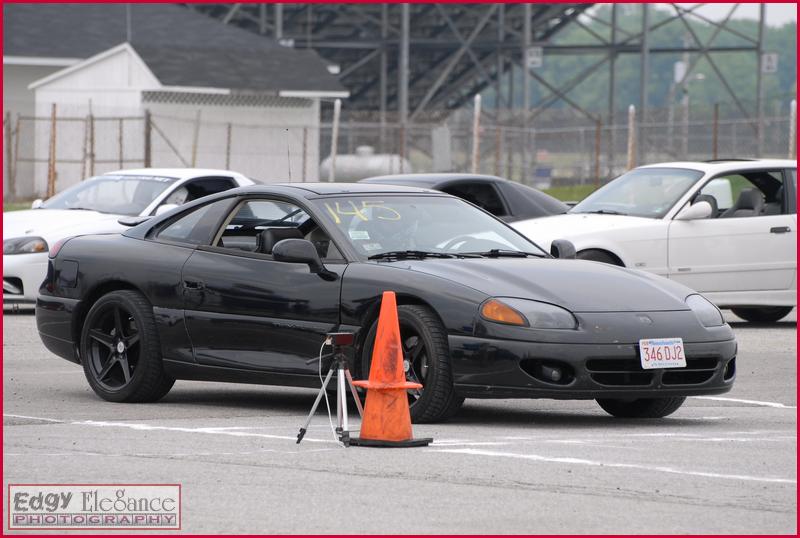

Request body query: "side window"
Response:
[155, 198, 233, 245]
[698, 171, 785, 218]
[160, 177, 238, 208]
[442, 182, 508, 216]
[214, 199, 343, 260]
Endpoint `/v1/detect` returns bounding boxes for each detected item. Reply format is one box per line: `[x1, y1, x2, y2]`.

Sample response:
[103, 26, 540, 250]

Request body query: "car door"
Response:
[667, 169, 796, 294]
[181, 197, 346, 373]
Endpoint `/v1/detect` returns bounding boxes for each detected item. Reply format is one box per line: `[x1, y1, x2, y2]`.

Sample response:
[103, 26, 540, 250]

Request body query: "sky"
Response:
[673, 3, 796, 26]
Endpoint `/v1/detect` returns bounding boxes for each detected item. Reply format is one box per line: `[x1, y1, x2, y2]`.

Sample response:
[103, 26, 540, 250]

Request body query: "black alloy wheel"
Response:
[80, 290, 174, 402]
[361, 304, 464, 423]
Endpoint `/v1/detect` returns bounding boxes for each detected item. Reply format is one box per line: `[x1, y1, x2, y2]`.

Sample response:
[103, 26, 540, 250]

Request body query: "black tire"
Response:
[360, 304, 464, 423]
[730, 306, 793, 323]
[576, 249, 622, 266]
[596, 397, 686, 418]
[80, 290, 174, 403]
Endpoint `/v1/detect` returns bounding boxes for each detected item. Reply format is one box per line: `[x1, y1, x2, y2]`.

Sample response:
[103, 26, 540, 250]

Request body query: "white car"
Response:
[3, 168, 253, 303]
[512, 159, 797, 323]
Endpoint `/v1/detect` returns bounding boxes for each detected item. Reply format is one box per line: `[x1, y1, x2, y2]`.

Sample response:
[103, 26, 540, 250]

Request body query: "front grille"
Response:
[3, 277, 23, 295]
[586, 356, 720, 387]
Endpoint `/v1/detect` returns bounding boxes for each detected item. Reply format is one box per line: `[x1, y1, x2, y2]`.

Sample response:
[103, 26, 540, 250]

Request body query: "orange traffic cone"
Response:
[351, 291, 432, 447]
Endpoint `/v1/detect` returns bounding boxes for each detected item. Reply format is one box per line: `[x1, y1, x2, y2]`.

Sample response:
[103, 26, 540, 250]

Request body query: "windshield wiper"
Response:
[463, 249, 544, 258]
[576, 209, 627, 215]
[368, 250, 455, 260]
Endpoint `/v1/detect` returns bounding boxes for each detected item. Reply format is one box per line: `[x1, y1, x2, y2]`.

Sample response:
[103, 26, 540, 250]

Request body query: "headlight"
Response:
[686, 294, 724, 327]
[481, 298, 578, 329]
[3, 236, 48, 255]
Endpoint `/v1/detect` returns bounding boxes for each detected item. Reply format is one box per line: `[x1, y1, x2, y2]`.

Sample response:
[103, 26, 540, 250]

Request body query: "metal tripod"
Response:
[296, 344, 364, 446]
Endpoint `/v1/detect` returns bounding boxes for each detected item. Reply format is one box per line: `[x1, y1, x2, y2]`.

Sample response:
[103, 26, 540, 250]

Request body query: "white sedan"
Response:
[512, 159, 797, 322]
[3, 168, 253, 303]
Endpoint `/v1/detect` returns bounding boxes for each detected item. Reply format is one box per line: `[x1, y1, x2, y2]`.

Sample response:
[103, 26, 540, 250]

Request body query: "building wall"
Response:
[3, 63, 64, 199]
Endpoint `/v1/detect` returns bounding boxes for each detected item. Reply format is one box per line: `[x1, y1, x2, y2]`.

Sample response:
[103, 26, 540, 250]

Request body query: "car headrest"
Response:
[694, 194, 718, 216]
[735, 188, 764, 211]
[256, 227, 304, 254]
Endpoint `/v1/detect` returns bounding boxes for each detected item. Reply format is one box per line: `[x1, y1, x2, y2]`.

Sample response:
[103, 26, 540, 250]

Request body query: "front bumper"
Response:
[3, 252, 48, 303]
[449, 335, 736, 399]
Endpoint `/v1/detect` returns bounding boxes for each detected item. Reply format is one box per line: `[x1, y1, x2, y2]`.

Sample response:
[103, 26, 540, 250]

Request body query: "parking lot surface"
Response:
[3, 308, 796, 533]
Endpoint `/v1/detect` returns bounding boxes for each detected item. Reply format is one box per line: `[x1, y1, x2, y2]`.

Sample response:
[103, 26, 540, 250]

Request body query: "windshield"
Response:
[571, 167, 704, 218]
[41, 174, 177, 215]
[313, 195, 545, 258]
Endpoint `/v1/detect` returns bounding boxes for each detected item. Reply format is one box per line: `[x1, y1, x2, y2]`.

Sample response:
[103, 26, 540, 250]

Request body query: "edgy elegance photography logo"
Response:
[8, 484, 181, 530]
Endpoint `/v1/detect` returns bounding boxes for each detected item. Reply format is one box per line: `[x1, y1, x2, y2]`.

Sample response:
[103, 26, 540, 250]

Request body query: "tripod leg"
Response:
[338, 366, 348, 436]
[296, 367, 335, 444]
[344, 369, 364, 417]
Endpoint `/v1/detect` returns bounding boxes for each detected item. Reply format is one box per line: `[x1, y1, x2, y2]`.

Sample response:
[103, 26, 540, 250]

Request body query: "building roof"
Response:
[4, 3, 346, 94]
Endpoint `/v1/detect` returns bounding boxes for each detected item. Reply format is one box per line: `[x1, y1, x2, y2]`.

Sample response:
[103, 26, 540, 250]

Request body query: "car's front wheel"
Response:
[730, 306, 793, 323]
[596, 397, 685, 418]
[360, 304, 464, 423]
[80, 290, 174, 402]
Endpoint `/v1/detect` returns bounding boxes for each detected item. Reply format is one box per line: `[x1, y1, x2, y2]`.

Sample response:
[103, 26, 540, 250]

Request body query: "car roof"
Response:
[230, 182, 441, 198]
[638, 159, 796, 176]
[360, 173, 506, 186]
[103, 168, 249, 181]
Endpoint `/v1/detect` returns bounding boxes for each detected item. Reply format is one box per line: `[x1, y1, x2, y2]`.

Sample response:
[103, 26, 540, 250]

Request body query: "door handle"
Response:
[770, 226, 791, 234]
[183, 279, 205, 290]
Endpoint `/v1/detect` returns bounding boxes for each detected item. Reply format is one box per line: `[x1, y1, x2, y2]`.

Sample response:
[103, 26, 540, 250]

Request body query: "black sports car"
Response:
[359, 173, 568, 221]
[36, 183, 736, 423]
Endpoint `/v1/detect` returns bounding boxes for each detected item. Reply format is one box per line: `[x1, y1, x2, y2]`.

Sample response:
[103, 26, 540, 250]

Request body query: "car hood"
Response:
[399, 258, 691, 312]
[511, 213, 655, 249]
[2, 209, 125, 243]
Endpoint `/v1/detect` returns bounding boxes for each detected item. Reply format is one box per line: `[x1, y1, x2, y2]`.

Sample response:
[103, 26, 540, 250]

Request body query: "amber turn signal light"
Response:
[480, 299, 527, 326]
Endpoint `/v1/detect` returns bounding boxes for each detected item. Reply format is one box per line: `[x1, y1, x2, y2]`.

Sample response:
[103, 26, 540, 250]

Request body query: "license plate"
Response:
[639, 338, 686, 369]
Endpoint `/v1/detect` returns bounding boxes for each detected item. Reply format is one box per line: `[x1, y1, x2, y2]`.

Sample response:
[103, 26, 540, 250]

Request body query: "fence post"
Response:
[144, 109, 152, 167]
[789, 99, 797, 159]
[494, 125, 502, 177]
[191, 109, 202, 167]
[399, 123, 406, 173]
[80, 115, 88, 179]
[47, 103, 57, 197]
[328, 99, 341, 182]
[4, 112, 15, 200]
[626, 104, 636, 170]
[594, 118, 602, 189]
[225, 122, 232, 170]
[301, 127, 308, 182]
[88, 113, 95, 177]
[471, 94, 481, 174]
[712, 103, 719, 160]
[118, 118, 124, 168]
[12, 114, 21, 198]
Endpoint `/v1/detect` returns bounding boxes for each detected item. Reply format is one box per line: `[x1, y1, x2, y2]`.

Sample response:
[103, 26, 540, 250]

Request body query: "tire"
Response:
[596, 397, 686, 418]
[80, 290, 174, 403]
[730, 306, 793, 323]
[360, 304, 464, 423]
[576, 249, 622, 266]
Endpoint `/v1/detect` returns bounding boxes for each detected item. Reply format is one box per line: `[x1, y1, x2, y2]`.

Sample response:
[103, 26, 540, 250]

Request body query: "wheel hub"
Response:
[403, 359, 410, 373]
[116, 341, 125, 354]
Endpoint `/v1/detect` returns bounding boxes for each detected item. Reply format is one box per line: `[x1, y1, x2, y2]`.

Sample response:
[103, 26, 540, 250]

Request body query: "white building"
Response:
[3, 3, 347, 197]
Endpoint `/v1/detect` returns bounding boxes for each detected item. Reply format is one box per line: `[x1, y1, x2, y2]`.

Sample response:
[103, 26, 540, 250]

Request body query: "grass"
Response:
[3, 201, 33, 212]
[543, 184, 598, 203]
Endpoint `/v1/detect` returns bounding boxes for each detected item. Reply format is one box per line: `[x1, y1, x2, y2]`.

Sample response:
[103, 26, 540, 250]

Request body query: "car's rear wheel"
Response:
[80, 290, 174, 403]
[596, 397, 685, 418]
[360, 304, 464, 423]
[576, 249, 622, 266]
[730, 306, 793, 323]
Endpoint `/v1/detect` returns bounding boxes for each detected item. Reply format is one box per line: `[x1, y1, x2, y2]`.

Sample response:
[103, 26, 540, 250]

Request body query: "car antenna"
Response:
[286, 128, 293, 183]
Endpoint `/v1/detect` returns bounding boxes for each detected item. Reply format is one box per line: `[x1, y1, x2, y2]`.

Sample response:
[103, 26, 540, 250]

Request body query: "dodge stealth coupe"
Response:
[37, 183, 736, 422]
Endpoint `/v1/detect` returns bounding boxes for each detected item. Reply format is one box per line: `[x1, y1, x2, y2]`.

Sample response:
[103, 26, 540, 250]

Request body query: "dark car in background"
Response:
[359, 173, 568, 221]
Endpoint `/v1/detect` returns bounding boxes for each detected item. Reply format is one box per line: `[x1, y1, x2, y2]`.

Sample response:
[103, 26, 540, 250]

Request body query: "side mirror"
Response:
[550, 239, 576, 259]
[675, 200, 712, 221]
[31, 199, 43, 209]
[272, 238, 337, 281]
[155, 203, 180, 216]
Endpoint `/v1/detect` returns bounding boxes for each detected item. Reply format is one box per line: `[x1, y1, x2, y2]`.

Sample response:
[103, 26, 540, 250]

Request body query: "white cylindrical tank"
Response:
[319, 146, 413, 182]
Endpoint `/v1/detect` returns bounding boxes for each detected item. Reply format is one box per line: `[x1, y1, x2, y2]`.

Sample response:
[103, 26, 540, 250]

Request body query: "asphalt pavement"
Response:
[3, 308, 796, 533]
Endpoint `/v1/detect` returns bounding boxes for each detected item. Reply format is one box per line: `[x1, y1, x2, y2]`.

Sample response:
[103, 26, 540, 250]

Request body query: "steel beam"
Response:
[399, 3, 409, 124]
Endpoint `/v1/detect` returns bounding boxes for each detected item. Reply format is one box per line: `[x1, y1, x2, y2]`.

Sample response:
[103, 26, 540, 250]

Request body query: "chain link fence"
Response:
[3, 100, 796, 202]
